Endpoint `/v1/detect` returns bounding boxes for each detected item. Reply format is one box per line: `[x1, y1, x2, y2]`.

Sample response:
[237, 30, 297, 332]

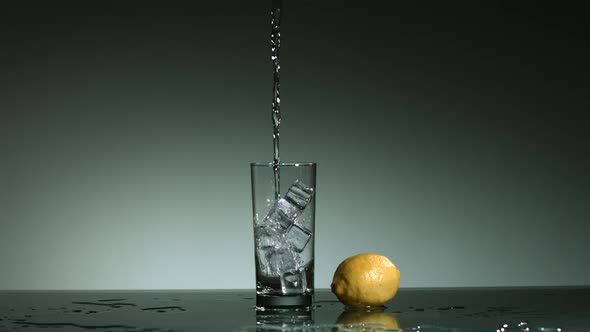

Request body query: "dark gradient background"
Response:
[1, 2, 588, 289]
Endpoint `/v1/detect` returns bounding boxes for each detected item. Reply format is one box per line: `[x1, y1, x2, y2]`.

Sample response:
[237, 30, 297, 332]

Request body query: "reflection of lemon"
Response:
[336, 308, 400, 330]
[331, 253, 400, 307]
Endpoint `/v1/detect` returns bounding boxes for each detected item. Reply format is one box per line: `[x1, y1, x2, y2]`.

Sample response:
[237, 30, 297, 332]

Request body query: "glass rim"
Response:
[250, 162, 316, 167]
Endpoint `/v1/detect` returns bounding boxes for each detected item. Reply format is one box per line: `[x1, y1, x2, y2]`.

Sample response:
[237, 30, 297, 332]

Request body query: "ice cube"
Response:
[263, 180, 314, 230]
[255, 225, 284, 277]
[260, 247, 298, 277]
[284, 180, 314, 209]
[285, 224, 312, 252]
[296, 238, 313, 267]
[268, 247, 298, 276]
[254, 225, 281, 248]
[266, 198, 299, 229]
[256, 247, 273, 276]
[281, 269, 308, 295]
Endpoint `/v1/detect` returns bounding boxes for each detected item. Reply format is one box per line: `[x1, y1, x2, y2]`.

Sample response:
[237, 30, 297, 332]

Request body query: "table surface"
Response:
[0, 287, 588, 332]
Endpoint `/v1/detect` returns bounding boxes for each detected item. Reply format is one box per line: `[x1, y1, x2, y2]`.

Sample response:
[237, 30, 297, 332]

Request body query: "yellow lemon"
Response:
[335, 308, 400, 330]
[331, 253, 400, 307]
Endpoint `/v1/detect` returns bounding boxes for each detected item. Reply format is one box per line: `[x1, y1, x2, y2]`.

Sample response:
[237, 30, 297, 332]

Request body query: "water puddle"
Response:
[437, 306, 465, 310]
[406, 322, 563, 332]
[140, 306, 187, 313]
[72, 301, 137, 308]
[312, 300, 340, 309]
[313, 300, 340, 304]
[13, 321, 135, 329]
[238, 322, 564, 332]
[1, 296, 192, 331]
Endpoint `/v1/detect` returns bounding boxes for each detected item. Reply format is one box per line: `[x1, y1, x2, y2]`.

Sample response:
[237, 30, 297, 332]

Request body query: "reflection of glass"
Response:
[255, 308, 313, 331]
[251, 163, 316, 309]
[335, 307, 400, 331]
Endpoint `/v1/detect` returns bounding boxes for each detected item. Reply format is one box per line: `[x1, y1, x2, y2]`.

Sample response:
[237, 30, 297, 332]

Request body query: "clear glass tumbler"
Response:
[251, 162, 316, 308]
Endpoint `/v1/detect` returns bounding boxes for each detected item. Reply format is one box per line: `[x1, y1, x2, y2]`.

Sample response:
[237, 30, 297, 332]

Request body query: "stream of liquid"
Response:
[270, 0, 282, 199]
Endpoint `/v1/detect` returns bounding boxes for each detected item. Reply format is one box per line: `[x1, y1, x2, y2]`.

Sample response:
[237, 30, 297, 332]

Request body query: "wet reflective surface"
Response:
[0, 287, 587, 331]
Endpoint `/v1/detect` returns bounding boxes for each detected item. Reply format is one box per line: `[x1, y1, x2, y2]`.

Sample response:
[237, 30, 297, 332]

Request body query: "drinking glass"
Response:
[251, 162, 316, 308]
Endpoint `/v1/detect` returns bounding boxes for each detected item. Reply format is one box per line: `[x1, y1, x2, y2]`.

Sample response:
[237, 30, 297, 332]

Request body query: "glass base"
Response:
[256, 294, 312, 309]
